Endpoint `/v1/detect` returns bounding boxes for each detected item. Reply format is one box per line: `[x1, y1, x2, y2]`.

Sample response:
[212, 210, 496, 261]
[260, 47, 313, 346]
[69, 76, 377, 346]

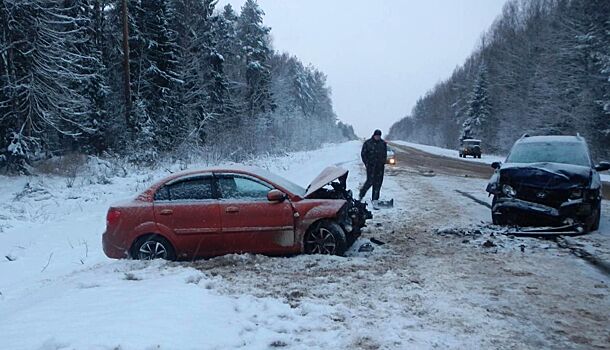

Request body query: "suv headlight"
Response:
[569, 189, 583, 199]
[502, 184, 517, 197]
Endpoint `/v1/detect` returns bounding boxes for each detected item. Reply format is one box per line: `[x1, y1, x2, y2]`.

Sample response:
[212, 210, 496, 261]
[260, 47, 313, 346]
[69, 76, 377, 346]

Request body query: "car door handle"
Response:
[225, 206, 240, 213]
[159, 209, 173, 216]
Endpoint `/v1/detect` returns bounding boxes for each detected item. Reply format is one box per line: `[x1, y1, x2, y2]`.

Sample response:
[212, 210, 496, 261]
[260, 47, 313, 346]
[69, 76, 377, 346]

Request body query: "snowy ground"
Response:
[1, 141, 609, 349]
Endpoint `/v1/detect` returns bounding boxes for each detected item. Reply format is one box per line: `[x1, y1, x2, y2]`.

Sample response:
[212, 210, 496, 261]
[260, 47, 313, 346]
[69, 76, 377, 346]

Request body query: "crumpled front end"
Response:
[491, 196, 594, 228]
[304, 167, 372, 242]
[487, 162, 599, 229]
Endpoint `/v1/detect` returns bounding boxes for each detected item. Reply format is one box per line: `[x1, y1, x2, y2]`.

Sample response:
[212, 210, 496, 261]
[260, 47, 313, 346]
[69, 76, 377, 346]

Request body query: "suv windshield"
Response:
[506, 141, 591, 167]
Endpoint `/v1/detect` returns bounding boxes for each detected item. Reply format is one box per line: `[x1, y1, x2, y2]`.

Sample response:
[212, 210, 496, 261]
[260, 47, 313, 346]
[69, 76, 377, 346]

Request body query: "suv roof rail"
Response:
[520, 133, 530, 139]
[576, 132, 583, 140]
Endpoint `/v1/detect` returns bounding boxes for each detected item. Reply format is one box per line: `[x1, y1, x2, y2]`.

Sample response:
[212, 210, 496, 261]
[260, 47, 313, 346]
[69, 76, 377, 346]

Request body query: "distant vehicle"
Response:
[459, 139, 482, 158]
[103, 166, 371, 260]
[486, 135, 609, 232]
[387, 147, 396, 165]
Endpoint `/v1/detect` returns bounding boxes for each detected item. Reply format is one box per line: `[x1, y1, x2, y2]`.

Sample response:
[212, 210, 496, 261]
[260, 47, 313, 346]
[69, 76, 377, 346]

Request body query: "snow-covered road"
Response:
[0, 141, 609, 349]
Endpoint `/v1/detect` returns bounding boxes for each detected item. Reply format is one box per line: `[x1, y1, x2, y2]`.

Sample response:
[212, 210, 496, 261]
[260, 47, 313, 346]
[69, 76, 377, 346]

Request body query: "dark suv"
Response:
[459, 139, 482, 158]
[486, 135, 609, 232]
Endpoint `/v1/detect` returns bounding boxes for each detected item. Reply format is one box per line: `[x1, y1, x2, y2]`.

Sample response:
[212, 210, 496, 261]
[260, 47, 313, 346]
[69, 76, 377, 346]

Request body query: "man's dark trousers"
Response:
[360, 162, 384, 200]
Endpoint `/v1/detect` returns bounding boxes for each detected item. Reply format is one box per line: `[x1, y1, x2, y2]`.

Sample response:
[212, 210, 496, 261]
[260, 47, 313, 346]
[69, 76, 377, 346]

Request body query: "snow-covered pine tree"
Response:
[236, 0, 275, 151]
[0, 0, 357, 169]
[205, 5, 241, 143]
[63, 0, 111, 154]
[461, 62, 491, 142]
[126, 0, 183, 159]
[0, 0, 97, 170]
[574, 0, 610, 156]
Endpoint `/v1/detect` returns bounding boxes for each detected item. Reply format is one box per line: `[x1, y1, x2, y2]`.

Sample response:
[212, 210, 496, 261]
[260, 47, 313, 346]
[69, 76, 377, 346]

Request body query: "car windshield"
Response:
[464, 140, 480, 146]
[506, 141, 591, 167]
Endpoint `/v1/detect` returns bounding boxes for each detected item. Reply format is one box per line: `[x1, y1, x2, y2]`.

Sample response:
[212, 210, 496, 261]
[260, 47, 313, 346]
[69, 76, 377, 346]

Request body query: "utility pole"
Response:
[121, 0, 132, 129]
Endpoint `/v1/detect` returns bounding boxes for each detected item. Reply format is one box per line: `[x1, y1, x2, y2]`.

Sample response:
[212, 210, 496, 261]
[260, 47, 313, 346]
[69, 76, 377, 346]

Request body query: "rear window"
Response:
[506, 141, 591, 167]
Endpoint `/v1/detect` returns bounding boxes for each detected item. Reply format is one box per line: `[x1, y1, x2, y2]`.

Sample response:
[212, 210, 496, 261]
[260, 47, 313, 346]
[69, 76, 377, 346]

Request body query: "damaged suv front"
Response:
[486, 135, 609, 232]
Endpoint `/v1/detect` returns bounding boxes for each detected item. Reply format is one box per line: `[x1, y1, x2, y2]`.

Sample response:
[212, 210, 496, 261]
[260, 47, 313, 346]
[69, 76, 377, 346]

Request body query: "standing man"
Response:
[359, 129, 387, 204]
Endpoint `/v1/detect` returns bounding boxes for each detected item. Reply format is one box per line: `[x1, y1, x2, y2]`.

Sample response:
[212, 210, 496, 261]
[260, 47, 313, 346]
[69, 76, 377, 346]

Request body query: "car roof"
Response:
[165, 165, 266, 180]
[517, 135, 585, 144]
[137, 165, 307, 202]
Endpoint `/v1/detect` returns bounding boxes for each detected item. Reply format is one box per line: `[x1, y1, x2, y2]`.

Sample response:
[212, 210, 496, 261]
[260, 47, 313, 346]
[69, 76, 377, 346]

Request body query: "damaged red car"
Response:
[102, 166, 371, 260]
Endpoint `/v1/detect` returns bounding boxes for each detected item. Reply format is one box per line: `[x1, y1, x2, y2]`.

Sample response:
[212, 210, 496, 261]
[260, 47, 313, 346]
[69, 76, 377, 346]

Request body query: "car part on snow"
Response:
[370, 237, 386, 245]
[417, 168, 436, 177]
[504, 223, 587, 236]
[358, 242, 374, 252]
[373, 199, 394, 209]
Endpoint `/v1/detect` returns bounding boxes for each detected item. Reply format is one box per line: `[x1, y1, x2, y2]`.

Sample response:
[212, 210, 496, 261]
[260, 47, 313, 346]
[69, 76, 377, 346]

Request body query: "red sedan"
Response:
[102, 166, 371, 260]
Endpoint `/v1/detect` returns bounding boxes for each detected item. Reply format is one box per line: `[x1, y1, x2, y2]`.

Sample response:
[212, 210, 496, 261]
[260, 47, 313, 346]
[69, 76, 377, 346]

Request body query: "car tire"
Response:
[304, 221, 347, 256]
[590, 200, 601, 232]
[132, 235, 176, 260]
[491, 196, 507, 225]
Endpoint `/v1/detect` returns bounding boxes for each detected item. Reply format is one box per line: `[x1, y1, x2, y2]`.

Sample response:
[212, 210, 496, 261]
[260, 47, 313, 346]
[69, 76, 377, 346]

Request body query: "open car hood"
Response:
[304, 166, 349, 198]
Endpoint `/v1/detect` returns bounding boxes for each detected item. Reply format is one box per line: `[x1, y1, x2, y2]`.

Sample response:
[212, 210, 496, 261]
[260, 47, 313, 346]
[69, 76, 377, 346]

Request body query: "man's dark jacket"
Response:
[361, 137, 387, 168]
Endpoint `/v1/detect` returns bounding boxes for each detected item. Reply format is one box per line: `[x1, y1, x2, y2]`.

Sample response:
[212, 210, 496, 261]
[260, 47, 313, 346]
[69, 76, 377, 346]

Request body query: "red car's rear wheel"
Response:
[304, 221, 347, 256]
[132, 235, 176, 260]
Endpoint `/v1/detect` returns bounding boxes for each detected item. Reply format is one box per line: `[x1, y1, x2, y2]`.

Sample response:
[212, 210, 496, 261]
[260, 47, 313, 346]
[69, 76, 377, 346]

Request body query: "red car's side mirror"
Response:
[267, 189, 287, 202]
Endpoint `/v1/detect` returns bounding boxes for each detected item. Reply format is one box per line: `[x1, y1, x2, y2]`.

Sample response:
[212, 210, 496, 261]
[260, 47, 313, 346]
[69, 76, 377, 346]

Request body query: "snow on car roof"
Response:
[137, 165, 307, 201]
[173, 165, 306, 195]
[518, 135, 584, 143]
[463, 139, 481, 142]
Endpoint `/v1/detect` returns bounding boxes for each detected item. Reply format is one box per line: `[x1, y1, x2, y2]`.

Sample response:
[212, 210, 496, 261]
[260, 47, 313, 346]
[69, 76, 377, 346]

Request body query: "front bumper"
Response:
[492, 197, 592, 225]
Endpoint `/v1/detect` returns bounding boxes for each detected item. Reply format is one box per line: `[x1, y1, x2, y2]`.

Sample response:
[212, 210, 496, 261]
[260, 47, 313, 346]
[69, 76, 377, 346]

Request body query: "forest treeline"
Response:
[0, 0, 356, 173]
[388, 0, 610, 159]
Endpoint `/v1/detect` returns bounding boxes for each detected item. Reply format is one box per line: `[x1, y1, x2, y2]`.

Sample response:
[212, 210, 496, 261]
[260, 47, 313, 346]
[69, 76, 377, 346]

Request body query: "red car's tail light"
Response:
[106, 208, 121, 226]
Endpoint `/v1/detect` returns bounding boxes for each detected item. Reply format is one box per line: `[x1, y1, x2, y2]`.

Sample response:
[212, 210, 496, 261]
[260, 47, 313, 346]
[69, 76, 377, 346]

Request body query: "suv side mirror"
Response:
[267, 189, 287, 202]
[595, 161, 610, 172]
[491, 161, 502, 170]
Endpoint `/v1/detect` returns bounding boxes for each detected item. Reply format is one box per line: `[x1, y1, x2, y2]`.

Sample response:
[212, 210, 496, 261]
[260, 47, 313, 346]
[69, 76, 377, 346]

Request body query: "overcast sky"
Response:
[219, 0, 507, 137]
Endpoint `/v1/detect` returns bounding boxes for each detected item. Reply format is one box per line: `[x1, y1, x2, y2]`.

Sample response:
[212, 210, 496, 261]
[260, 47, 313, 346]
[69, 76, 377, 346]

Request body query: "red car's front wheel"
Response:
[304, 221, 347, 256]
